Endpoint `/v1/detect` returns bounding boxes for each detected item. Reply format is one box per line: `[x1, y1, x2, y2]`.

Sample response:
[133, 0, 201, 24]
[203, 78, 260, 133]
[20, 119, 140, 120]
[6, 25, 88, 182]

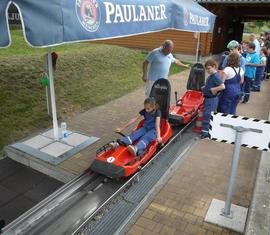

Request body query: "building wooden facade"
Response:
[96, 30, 213, 56]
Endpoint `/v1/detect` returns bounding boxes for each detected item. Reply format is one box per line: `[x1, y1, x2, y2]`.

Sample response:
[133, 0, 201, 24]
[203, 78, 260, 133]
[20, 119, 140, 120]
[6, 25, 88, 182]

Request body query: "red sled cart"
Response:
[169, 63, 205, 125]
[91, 79, 172, 179]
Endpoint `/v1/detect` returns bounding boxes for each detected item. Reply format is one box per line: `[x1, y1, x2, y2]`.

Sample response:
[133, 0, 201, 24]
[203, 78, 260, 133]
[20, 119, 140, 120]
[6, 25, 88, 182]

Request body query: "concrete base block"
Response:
[4, 128, 99, 183]
[6, 129, 99, 165]
[205, 198, 248, 233]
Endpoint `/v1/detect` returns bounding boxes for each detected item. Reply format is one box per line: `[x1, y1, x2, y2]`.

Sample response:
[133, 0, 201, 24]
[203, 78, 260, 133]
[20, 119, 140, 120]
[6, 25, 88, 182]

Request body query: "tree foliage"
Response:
[244, 21, 270, 34]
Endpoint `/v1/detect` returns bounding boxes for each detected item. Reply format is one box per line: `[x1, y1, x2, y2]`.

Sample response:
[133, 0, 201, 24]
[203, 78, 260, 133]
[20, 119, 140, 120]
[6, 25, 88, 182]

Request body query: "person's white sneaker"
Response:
[109, 142, 119, 149]
[127, 145, 137, 156]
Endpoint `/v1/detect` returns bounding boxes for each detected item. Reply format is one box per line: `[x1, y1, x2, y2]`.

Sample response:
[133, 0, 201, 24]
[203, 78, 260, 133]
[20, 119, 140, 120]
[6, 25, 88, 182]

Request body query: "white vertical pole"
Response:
[222, 129, 243, 217]
[195, 32, 201, 62]
[219, 124, 262, 218]
[45, 87, 50, 116]
[47, 48, 59, 140]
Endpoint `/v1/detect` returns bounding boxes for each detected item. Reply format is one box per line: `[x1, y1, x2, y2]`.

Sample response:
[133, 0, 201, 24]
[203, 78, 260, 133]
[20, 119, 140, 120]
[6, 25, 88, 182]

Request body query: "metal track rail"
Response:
[2, 119, 197, 235]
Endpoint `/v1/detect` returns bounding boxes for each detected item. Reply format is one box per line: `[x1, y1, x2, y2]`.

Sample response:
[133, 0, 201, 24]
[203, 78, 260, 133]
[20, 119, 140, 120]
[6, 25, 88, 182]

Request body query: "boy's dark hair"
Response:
[144, 97, 156, 106]
[205, 59, 218, 68]
[145, 97, 160, 110]
[248, 42, 255, 50]
[227, 52, 240, 67]
[237, 45, 241, 51]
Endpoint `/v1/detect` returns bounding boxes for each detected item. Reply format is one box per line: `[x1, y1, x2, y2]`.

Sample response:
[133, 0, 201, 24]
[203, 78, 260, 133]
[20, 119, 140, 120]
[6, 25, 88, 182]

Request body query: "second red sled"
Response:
[169, 63, 205, 125]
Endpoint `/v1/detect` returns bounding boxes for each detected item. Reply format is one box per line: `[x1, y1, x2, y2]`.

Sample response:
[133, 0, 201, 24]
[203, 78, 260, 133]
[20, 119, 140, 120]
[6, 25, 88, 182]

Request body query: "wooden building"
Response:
[96, 0, 270, 56]
[96, 30, 212, 57]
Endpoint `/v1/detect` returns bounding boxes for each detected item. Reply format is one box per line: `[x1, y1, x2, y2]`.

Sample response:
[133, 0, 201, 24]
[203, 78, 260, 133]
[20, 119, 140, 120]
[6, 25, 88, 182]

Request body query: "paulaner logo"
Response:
[189, 12, 209, 27]
[183, 8, 209, 27]
[76, 0, 100, 32]
[103, 2, 167, 23]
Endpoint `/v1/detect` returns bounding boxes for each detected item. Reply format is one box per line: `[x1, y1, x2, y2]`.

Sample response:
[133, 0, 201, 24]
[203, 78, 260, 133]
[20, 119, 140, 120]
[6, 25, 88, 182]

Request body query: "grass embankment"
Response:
[0, 29, 187, 153]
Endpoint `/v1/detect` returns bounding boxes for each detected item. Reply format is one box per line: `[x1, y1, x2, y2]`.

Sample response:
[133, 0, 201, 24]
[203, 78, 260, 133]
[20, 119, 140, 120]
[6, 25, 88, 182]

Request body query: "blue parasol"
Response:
[1, 0, 215, 48]
[0, 0, 215, 140]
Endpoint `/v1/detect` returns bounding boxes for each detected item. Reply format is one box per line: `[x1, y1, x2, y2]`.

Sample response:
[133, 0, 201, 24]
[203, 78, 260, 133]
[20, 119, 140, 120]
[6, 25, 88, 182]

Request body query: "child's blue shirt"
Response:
[203, 72, 223, 98]
[245, 52, 260, 79]
[140, 109, 161, 130]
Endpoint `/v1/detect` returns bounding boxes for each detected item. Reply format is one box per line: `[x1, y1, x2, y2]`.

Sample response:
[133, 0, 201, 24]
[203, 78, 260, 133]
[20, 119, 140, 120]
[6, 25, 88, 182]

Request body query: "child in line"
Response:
[241, 41, 249, 58]
[201, 59, 225, 139]
[242, 42, 260, 103]
[110, 97, 162, 156]
[252, 47, 267, 91]
[218, 52, 244, 115]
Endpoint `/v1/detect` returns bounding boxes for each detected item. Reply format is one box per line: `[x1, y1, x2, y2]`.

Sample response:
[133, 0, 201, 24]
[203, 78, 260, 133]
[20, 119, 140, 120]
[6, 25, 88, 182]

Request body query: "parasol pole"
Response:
[47, 48, 59, 140]
[195, 32, 201, 62]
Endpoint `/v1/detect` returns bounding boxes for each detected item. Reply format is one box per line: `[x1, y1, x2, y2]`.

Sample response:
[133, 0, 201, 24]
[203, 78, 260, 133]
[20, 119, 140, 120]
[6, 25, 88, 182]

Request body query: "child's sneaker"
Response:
[200, 133, 210, 139]
[109, 142, 119, 149]
[127, 145, 137, 156]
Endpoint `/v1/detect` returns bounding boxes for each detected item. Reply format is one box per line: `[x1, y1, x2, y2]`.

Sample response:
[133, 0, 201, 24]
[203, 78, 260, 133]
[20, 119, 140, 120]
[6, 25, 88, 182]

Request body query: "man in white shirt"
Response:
[142, 40, 189, 96]
[249, 33, 260, 55]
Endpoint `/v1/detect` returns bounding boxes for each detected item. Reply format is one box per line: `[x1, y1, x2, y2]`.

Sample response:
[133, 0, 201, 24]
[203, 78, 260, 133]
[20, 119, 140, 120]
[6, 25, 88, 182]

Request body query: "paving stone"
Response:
[128, 224, 144, 235]
[136, 217, 156, 231]
[205, 230, 215, 235]
[170, 209, 185, 219]
[149, 202, 167, 213]
[164, 199, 179, 209]
[185, 223, 207, 235]
[182, 205, 196, 214]
[153, 196, 167, 205]
[159, 225, 176, 235]
[202, 222, 224, 233]
[152, 213, 173, 226]
[194, 207, 208, 217]
[141, 230, 157, 235]
[220, 230, 230, 235]
[142, 209, 156, 220]
[188, 199, 206, 209]
[183, 213, 198, 223]
[152, 223, 163, 233]
[164, 207, 173, 217]
[170, 220, 188, 232]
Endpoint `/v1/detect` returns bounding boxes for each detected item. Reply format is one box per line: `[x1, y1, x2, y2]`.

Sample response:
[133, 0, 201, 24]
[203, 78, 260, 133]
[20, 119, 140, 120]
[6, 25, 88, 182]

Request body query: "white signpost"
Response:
[205, 112, 270, 233]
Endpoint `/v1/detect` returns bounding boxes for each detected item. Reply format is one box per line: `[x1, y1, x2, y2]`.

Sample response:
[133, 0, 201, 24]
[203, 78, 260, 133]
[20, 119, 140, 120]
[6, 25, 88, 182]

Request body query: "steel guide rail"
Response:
[2, 118, 196, 235]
